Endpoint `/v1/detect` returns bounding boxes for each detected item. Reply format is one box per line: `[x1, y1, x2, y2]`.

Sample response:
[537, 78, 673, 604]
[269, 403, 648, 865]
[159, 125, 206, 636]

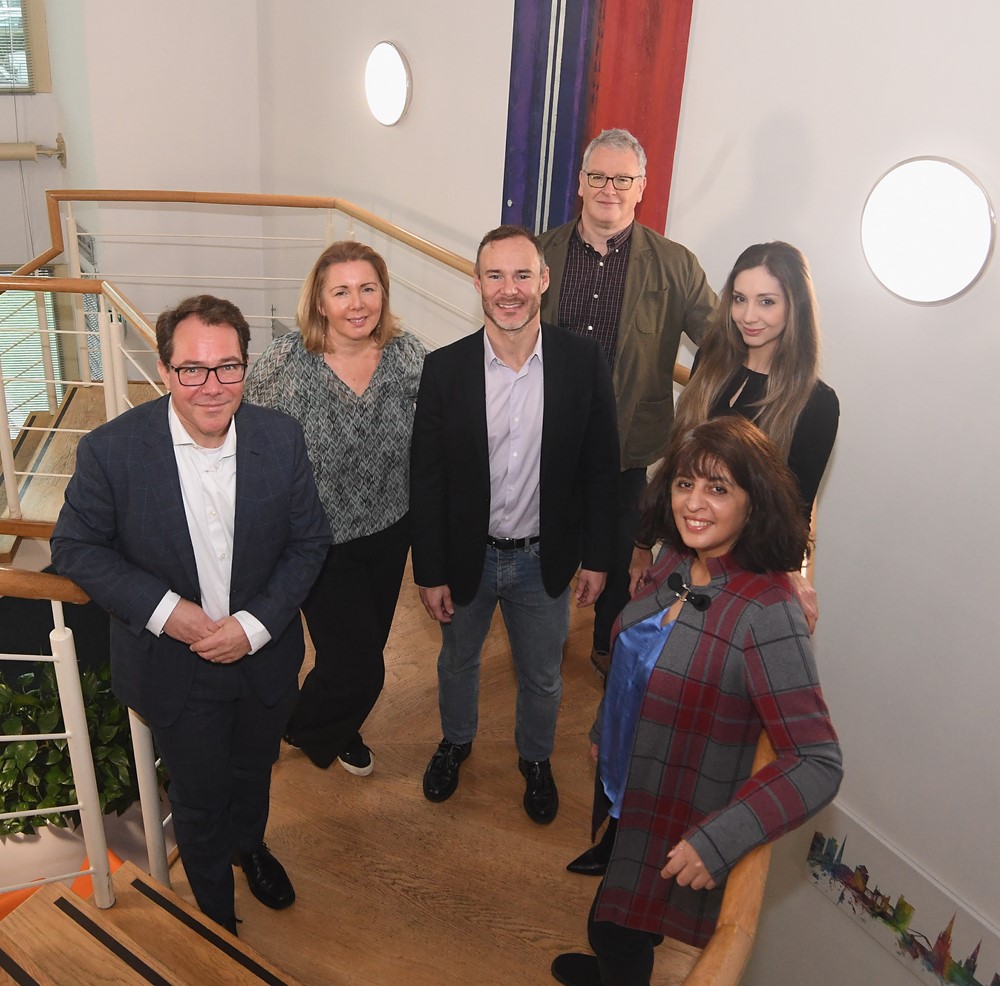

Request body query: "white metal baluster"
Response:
[48, 599, 115, 909]
[64, 209, 93, 386]
[35, 291, 58, 412]
[128, 709, 170, 886]
[95, 298, 118, 422]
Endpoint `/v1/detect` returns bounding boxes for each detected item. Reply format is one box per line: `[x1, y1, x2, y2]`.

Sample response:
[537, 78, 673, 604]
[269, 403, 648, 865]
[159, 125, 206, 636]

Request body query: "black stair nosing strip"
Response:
[0, 945, 42, 986]
[52, 894, 172, 986]
[128, 877, 293, 986]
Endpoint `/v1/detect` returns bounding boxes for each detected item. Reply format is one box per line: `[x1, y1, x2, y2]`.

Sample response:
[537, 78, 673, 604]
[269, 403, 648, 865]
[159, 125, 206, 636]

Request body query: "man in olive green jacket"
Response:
[539, 128, 717, 670]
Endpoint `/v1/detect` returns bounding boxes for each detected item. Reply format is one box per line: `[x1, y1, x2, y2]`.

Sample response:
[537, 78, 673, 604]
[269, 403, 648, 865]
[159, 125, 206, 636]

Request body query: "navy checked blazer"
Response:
[51, 396, 331, 726]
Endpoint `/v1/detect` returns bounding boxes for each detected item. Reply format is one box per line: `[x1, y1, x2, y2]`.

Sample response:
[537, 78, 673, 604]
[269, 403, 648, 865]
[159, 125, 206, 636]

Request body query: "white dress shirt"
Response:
[145, 400, 270, 653]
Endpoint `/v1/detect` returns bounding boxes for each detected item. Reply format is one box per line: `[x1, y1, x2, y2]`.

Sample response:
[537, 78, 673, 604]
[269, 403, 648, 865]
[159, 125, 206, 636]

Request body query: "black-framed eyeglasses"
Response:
[167, 363, 247, 387]
[585, 172, 643, 190]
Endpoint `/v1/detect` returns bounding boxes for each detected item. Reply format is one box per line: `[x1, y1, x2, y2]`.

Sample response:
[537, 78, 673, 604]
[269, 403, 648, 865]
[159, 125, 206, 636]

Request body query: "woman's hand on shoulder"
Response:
[661, 839, 716, 890]
[628, 546, 654, 597]
[788, 570, 818, 633]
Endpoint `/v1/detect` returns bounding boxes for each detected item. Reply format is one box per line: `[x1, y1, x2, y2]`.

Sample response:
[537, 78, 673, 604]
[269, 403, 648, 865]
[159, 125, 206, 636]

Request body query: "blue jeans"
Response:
[437, 541, 570, 762]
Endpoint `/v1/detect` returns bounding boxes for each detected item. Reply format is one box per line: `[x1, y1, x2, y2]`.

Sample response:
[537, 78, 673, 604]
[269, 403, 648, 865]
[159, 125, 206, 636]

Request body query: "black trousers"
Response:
[592, 468, 648, 653]
[587, 885, 660, 986]
[287, 514, 410, 767]
[152, 660, 296, 928]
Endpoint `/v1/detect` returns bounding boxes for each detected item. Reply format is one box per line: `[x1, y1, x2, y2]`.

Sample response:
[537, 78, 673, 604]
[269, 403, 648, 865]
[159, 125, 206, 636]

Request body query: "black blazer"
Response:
[51, 397, 331, 726]
[410, 323, 619, 605]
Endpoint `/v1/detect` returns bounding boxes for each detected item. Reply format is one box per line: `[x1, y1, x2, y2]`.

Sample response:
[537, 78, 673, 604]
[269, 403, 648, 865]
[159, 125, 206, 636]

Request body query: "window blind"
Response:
[0, 269, 62, 438]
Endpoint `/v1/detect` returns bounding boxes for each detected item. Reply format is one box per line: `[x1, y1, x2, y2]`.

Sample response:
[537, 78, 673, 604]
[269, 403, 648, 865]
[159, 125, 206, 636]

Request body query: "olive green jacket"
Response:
[539, 220, 717, 470]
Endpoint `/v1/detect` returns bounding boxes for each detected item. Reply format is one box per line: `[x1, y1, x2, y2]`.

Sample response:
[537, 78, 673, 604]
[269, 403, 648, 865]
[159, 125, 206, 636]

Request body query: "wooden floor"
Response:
[168, 564, 701, 985]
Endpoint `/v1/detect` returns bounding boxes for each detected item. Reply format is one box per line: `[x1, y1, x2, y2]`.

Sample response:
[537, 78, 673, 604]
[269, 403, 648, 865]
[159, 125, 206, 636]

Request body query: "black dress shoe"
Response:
[423, 738, 472, 802]
[551, 952, 601, 986]
[232, 843, 295, 909]
[566, 817, 616, 876]
[519, 757, 559, 824]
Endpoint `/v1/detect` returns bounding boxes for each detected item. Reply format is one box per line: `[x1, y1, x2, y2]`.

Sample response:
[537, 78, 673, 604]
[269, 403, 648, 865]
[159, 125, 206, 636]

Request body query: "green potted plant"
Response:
[0, 662, 144, 836]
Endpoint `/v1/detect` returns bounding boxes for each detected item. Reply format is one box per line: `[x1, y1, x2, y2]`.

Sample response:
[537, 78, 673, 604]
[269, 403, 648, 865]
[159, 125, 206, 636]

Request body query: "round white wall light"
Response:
[861, 157, 995, 304]
[365, 42, 412, 127]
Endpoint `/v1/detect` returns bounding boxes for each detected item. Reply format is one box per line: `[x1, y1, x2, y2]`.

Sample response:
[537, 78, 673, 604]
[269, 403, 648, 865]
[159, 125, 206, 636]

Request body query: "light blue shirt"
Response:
[484, 330, 544, 539]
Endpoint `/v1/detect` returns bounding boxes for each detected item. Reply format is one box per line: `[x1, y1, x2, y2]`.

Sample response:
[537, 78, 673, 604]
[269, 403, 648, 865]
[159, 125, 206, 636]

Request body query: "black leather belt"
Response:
[486, 535, 540, 550]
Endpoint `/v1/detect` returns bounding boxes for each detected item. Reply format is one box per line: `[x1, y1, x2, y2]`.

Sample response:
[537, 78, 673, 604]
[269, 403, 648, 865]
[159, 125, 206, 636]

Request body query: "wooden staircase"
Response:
[1, 383, 159, 562]
[0, 862, 302, 985]
[0, 410, 53, 562]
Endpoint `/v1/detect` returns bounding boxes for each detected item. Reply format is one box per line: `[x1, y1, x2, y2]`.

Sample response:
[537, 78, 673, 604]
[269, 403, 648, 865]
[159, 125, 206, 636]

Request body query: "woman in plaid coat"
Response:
[552, 417, 843, 986]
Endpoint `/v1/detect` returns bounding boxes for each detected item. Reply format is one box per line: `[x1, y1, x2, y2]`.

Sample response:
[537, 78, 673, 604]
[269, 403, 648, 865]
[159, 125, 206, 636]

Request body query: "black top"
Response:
[705, 361, 840, 513]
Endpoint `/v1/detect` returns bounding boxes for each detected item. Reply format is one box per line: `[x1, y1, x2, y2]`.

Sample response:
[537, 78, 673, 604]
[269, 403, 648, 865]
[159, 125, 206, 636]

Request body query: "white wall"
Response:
[8, 1, 998, 981]
[254, 0, 514, 348]
[668, 3, 1000, 982]
[0, 91, 62, 262]
[41, 1, 270, 349]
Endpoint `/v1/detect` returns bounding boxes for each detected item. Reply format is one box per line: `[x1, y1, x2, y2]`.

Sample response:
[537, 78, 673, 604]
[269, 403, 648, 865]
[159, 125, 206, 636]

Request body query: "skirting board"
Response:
[804, 802, 999, 985]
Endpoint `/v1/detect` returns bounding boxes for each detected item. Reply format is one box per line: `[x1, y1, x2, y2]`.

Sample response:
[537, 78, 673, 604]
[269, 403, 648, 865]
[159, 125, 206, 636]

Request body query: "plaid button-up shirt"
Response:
[555, 222, 634, 367]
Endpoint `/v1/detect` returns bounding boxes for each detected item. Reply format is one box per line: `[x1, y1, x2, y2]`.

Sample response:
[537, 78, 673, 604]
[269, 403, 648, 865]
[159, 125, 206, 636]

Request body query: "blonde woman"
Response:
[246, 241, 424, 775]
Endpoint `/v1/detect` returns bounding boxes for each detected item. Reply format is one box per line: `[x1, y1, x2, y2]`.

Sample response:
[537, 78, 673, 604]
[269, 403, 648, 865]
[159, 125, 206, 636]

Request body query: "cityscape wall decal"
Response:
[806, 805, 999, 985]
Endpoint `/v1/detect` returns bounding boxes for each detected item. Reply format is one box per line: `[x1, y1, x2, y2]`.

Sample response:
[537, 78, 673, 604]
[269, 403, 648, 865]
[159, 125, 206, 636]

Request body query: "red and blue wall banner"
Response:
[501, 0, 695, 235]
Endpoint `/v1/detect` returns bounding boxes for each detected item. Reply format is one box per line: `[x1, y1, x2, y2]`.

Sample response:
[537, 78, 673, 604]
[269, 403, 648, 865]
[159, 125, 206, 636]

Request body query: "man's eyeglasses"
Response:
[167, 363, 247, 387]
[585, 172, 643, 190]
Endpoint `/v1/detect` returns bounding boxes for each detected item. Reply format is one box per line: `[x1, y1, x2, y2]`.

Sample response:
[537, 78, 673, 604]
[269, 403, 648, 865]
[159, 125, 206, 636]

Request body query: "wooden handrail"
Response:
[13, 189, 476, 280]
[682, 731, 776, 985]
[8, 187, 690, 383]
[0, 519, 55, 539]
[2, 190, 692, 536]
[0, 275, 106, 294]
[0, 567, 89, 605]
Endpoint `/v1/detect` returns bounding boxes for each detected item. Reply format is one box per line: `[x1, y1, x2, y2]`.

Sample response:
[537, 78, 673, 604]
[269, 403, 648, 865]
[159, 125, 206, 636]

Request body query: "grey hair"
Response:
[581, 128, 647, 175]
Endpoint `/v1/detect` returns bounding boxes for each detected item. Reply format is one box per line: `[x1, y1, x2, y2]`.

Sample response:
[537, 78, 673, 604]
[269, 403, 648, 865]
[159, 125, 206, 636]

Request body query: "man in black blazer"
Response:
[51, 295, 330, 933]
[410, 226, 619, 824]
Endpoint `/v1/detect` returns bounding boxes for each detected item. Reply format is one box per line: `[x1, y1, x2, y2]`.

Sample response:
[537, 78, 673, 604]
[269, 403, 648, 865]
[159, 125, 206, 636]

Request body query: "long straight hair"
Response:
[673, 242, 820, 457]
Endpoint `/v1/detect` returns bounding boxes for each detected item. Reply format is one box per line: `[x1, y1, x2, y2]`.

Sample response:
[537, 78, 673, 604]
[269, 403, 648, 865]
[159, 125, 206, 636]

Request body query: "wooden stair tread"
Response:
[102, 862, 302, 986]
[0, 925, 55, 985]
[1, 882, 181, 984]
[1, 865, 302, 986]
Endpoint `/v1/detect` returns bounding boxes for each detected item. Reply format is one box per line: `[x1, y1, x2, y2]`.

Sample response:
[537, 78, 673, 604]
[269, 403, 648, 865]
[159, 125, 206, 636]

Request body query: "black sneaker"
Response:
[422, 738, 472, 802]
[337, 735, 375, 776]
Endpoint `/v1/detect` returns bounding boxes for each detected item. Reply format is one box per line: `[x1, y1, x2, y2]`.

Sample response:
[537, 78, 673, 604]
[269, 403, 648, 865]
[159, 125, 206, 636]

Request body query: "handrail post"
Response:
[48, 601, 114, 909]
[35, 292, 58, 411]
[108, 305, 129, 416]
[0, 371, 22, 519]
[127, 709, 170, 886]
[95, 300, 117, 422]
[64, 209, 93, 386]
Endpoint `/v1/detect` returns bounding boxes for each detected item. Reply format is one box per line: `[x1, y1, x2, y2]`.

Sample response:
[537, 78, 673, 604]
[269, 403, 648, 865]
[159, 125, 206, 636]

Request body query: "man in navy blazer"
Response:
[410, 226, 619, 824]
[51, 295, 330, 933]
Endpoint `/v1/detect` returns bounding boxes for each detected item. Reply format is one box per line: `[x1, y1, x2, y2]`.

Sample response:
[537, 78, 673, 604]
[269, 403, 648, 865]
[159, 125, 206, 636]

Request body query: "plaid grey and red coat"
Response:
[592, 547, 843, 947]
